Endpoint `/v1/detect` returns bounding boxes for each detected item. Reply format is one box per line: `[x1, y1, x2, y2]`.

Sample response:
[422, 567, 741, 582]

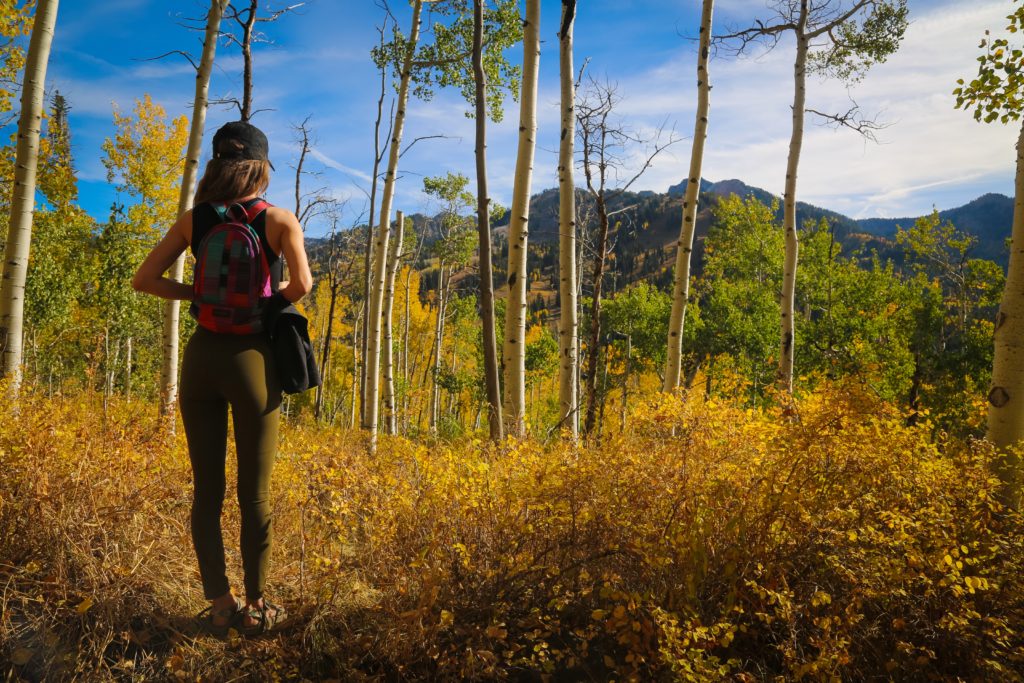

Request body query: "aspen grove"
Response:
[3, 0, 1024, 680]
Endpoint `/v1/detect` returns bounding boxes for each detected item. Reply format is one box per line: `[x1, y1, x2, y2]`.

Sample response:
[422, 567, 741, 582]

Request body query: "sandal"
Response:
[196, 597, 244, 637]
[240, 600, 291, 636]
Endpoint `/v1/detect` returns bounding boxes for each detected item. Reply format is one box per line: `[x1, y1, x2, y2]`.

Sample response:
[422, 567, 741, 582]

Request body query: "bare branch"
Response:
[805, 0, 873, 40]
[806, 105, 890, 142]
[399, 134, 460, 158]
[606, 203, 638, 219]
[713, 18, 795, 56]
[135, 50, 199, 71]
[257, 2, 307, 22]
[209, 96, 243, 117]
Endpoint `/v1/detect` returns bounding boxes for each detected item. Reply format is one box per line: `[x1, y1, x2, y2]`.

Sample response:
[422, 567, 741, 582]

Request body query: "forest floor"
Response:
[3, 385, 1024, 681]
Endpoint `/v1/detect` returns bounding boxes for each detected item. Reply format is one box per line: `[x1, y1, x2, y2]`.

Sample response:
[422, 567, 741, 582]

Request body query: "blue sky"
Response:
[35, 0, 1019, 236]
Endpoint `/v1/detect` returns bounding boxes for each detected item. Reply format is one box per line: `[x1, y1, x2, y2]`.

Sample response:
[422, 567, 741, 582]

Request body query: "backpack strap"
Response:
[212, 199, 271, 226]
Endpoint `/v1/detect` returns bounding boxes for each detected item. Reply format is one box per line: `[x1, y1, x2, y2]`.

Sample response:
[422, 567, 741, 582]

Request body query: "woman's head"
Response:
[194, 121, 272, 205]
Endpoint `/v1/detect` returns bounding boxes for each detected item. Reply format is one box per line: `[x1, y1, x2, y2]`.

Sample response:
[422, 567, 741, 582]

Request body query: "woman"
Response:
[132, 121, 313, 635]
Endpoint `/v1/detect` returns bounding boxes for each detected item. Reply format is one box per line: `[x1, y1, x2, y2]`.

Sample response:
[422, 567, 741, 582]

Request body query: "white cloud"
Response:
[546, 0, 1018, 218]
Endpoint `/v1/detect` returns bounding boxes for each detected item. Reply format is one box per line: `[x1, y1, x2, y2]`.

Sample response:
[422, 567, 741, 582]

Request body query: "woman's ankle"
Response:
[211, 590, 238, 613]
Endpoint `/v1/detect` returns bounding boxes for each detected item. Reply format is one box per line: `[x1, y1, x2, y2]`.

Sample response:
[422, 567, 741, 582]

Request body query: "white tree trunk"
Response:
[429, 264, 448, 432]
[987, 119, 1024, 504]
[502, 0, 540, 438]
[0, 0, 59, 396]
[363, 0, 422, 453]
[402, 264, 412, 434]
[557, 0, 579, 439]
[472, 0, 503, 442]
[160, 0, 227, 419]
[383, 210, 405, 436]
[350, 307, 361, 430]
[664, 0, 713, 393]
[779, 2, 808, 394]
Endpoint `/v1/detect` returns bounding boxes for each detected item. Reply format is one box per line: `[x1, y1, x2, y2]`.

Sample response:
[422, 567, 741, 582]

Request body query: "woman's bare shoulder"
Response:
[265, 205, 302, 229]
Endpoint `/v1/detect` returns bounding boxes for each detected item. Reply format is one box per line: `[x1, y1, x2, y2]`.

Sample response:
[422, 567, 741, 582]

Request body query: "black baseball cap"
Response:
[212, 121, 274, 169]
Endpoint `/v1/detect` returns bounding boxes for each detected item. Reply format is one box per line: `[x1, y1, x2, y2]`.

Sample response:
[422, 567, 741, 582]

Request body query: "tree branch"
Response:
[399, 133, 460, 158]
[135, 50, 199, 71]
[806, 104, 890, 142]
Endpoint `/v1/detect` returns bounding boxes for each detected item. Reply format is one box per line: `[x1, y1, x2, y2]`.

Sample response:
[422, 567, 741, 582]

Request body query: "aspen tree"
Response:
[315, 215, 357, 421]
[954, 1, 1024, 503]
[160, 0, 228, 419]
[429, 265, 448, 431]
[576, 78, 676, 437]
[717, 0, 907, 393]
[557, 0, 579, 438]
[399, 0, 519, 439]
[362, 17, 393, 423]
[502, 0, 540, 438]
[664, 0, 713, 393]
[472, 0, 503, 441]
[0, 0, 59, 396]
[383, 210, 405, 436]
[778, 0, 808, 395]
[363, 0, 423, 452]
[218, 1, 304, 120]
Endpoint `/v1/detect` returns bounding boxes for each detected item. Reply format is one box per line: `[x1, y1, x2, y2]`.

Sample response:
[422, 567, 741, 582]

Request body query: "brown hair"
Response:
[194, 157, 271, 205]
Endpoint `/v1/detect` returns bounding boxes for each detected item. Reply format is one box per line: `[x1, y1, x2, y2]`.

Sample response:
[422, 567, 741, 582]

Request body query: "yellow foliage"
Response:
[101, 94, 188, 239]
[2, 383, 1024, 680]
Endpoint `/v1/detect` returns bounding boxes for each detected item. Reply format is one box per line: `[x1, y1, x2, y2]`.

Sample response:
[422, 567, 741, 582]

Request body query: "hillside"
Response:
[320, 182, 1014, 304]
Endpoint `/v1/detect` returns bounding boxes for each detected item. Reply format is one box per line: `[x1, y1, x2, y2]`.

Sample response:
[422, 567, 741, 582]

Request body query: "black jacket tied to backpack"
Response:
[263, 293, 320, 395]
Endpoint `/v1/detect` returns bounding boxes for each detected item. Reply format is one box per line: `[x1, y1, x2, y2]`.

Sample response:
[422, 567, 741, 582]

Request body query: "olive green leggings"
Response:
[180, 327, 281, 601]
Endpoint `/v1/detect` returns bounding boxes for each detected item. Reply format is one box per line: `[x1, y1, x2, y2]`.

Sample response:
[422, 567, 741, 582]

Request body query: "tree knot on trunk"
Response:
[989, 386, 1011, 408]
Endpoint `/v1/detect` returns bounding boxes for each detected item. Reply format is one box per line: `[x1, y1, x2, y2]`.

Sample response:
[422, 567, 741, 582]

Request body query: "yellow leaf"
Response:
[76, 597, 94, 614]
[440, 609, 454, 627]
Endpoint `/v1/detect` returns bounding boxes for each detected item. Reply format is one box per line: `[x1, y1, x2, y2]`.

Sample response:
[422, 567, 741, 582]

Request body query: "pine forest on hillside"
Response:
[4, 0, 1024, 680]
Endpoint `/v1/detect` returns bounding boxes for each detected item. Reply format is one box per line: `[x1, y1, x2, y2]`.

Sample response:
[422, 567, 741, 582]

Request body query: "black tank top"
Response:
[191, 198, 283, 291]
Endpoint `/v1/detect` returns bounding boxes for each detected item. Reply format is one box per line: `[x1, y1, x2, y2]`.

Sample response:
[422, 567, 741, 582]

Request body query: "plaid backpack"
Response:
[190, 200, 273, 334]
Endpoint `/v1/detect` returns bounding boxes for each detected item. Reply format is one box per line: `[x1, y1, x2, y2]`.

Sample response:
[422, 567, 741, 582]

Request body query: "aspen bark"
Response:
[429, 264, 449, 431]
[383, 210, 405, 435]
[557, 0, 579, 438]
[473, 0, 503, 441]
[987, 119, 1024, 504]
[0, 0, 59, 396]
[583, 194, 610, 436]
[160, 0, 227, 419]
[363, 0, 422, 453]
[350, 304, 361, 429]
[239, 0, 257, 121]
[502, 0, 540, 438]
[403, 262, 411, 432]
[779, 1, 808, 394]
[664, 0, 713, 392]
[362, 25, 390, 423]
[314, 275, 339, 420]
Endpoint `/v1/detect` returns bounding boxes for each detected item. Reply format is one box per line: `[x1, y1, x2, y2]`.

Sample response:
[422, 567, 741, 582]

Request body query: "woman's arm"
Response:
[131, 211, 193, 300]
[270, 208, 313, 303]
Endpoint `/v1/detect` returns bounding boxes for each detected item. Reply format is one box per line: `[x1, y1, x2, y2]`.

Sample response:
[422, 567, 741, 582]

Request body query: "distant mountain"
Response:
[321, 180, 1014, 305]
[855, 193, 1013, 264]
[509, 177, 1012, 258]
